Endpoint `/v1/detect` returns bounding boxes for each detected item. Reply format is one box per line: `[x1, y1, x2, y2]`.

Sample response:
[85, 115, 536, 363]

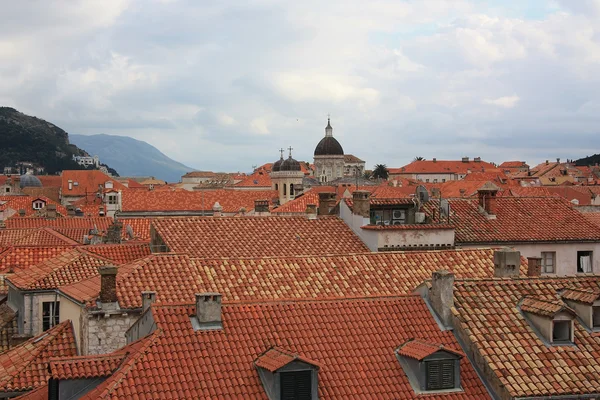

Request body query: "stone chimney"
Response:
[212, 202, 223, 217]
[493, 248, 521, 277]
[195, 293, 222, 329]
[306, 204, 317, 220]
[432, 158, 437, 163]
[98, 265, 118, 304]
[318, 192, 336, 215]
[254, 199, 269, 213]
[18, 209, 25, 217]
[459, 188, 466, 197]
[477, 182, 500, 217]
[104, 219, 123, 244]
[557, 158, 561, 163]
[141, 291, 157, 312]
[46, 204, 57, 219]
[462, 157, 469, 163]
[527, 257, 542, 277]
[352, 190, 370, 218]
[430, 270, 455, 327]
[474, 157, 481, 163]
[66, 205, 75, 217]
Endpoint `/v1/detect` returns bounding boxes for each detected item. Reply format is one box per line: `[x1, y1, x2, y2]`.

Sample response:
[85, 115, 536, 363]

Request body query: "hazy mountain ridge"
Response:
[70, 134, 193, 182]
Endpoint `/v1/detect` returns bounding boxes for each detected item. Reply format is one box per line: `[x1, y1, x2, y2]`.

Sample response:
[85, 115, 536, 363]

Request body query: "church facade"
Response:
[314, 118, 345, 182]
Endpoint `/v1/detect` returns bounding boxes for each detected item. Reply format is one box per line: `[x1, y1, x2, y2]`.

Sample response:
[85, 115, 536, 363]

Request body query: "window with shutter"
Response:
[280, 370, 312, 400]
[426, 360, 455, 390]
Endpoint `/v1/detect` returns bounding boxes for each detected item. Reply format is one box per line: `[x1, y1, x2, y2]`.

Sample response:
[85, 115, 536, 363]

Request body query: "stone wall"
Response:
[83, 312, 139, 355]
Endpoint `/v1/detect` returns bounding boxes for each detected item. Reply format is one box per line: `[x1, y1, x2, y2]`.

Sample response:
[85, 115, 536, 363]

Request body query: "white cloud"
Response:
[483, 95, 520, 108]
[250, 118, 270, 135]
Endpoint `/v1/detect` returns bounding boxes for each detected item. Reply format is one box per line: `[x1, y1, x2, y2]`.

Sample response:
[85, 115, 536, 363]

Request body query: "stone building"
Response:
[314, 118, 345, 183]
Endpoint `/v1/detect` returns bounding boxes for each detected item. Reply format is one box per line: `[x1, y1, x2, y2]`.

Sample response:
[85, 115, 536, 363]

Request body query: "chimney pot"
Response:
[254, 199, 269, 213]
[430, 270, 455, 327]
[141, 291, 157, 312]
[195, 293, 222, 329]
[352, 190, 370, 218]
[98, 265, 118, 304]
[432, 158, 437, 163]
[493, 248, 521, 277]
[527, 257, 542, 277]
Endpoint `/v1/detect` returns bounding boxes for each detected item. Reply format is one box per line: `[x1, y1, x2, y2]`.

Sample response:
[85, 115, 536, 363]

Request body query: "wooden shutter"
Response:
[280, 370, 312, 400]
[426, 360, 455, 390]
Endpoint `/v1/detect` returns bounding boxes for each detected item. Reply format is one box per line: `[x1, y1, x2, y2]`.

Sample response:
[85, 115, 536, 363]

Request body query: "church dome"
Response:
[280, 156, 301, 172]
[314, 136, 344, 156]
[272, 157, 284, 172]
[314, 117, 344, 156]
[19, 174, 42, 189]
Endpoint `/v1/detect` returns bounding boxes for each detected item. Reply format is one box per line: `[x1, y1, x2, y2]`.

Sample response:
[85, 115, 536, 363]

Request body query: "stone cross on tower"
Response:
[279, 148, 285, 159]
[288, 146, 293, 158]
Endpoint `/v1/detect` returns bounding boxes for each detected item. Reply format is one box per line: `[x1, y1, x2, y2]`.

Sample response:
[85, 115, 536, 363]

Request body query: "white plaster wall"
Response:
[377, 228, 455, 249]
[24, 293, 60, 336]
[461, 242, 600, 275]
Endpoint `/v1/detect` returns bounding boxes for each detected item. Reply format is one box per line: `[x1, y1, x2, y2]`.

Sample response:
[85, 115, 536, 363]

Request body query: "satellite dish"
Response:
[126, 224, 134, 239]
[440, 199, 450, 218]
[416, 185, 429, 203]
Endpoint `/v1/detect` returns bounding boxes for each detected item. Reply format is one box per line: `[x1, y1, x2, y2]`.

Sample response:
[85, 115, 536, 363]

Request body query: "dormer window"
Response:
[520, 296, 576, 345]
[395, 339, 463, 394]
[255, 347, 319, 400]
[561, 287, 600, 332]
[32, 200, 45, 210]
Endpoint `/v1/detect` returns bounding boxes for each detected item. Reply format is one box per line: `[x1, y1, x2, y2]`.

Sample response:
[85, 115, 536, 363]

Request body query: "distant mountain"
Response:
[70, 134, 193, 182]
[0, 107, 117, 175]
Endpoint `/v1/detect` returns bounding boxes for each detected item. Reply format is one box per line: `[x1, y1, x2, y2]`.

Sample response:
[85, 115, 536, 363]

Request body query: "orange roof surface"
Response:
[272, 187, 335, 214]
[5, 217, 152, 242]
[121, 189, 278, 213]
[61, 170, 126, 197]
[255, 347, 320, 372]
[520, 296, 574, 317]
[51, 354, 127, 380]
[390, 159, 496, 175]
[0, 195, 67, 218]
[561, 287, 600, 304]
[151, 216, 368, 257]
[426, 197, 600, 244]
[581, 213, 600, 229]
[453, 276, 600, 398]
[233, 170, 272, 187]
[8, 248, 115, 290]
[0, 321, 77, 394]
[0, 228, 79, 247]
[60, 248, 526, 309]
[546, 186, 594, 205]
[396, 339, 463, 361]
[499, 161, 528, 169]
[78, 296, 490, 399]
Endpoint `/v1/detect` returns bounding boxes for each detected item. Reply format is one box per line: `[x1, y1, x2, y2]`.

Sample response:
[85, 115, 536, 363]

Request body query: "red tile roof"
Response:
[61, 170, 126, 197]
[80, 296, 490, 399]
[546, 186, 594, 205]
[151, 216, 368, 257]
[59, 249, 527, 309]
[50, 354, 127, 380]
[255, 347, 320, 372]
[560, 287, 600, 305]
[0, 228, 79, 247]
[233, 170, 272, 188]
[426, 197, 600, 244]
[390, 159, 496, 175]
[0, 321, 77, 394]
[0, 195, 67, 218]
[7, 248, 115, 290]
[272, 187, 334, 214]
[520, 296, 574, 317]
[84, 243, 151, 264]
[12, 384, 47, 400]
[396, 339, 463, 361]
[121, 189, 278, 214]
[5, 217, 152, 242]
[499, 161, 528, 169]
[453, 276, 600, 398]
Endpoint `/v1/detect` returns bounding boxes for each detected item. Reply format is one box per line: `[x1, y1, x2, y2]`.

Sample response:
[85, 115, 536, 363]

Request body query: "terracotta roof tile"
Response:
[50, 354, 126, 380]
[561, 287, 600, 304]
[61, 170, 126, 197]
[7, 248, 115, 290]
[80, 296, 490, 399]
[151, 216, 368, 257]
[84, 243, 151, 264]
[0, 228, 79, 247]
[60, 248, 527, 309]
[453, 276, 600, 398]
[122, 189, 278, 214]
[425, 197, 600, 244]
[234, 170, 272, 187]
[0, 195, 67, 218]
[390, 159, 496, 175]
[396, 339, 464, 361]
[520, 296, 574, 317]
[12, 383, 47, 400]
[255, 347, 320, 372]
[0, 321, 77, 394]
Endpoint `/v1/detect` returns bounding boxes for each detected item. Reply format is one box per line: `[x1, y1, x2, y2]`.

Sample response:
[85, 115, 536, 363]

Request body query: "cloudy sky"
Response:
[2, 0, 600, 172]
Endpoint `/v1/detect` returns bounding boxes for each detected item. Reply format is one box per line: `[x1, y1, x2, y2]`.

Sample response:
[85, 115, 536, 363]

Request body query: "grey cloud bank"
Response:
[2, 0, 600, 172]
